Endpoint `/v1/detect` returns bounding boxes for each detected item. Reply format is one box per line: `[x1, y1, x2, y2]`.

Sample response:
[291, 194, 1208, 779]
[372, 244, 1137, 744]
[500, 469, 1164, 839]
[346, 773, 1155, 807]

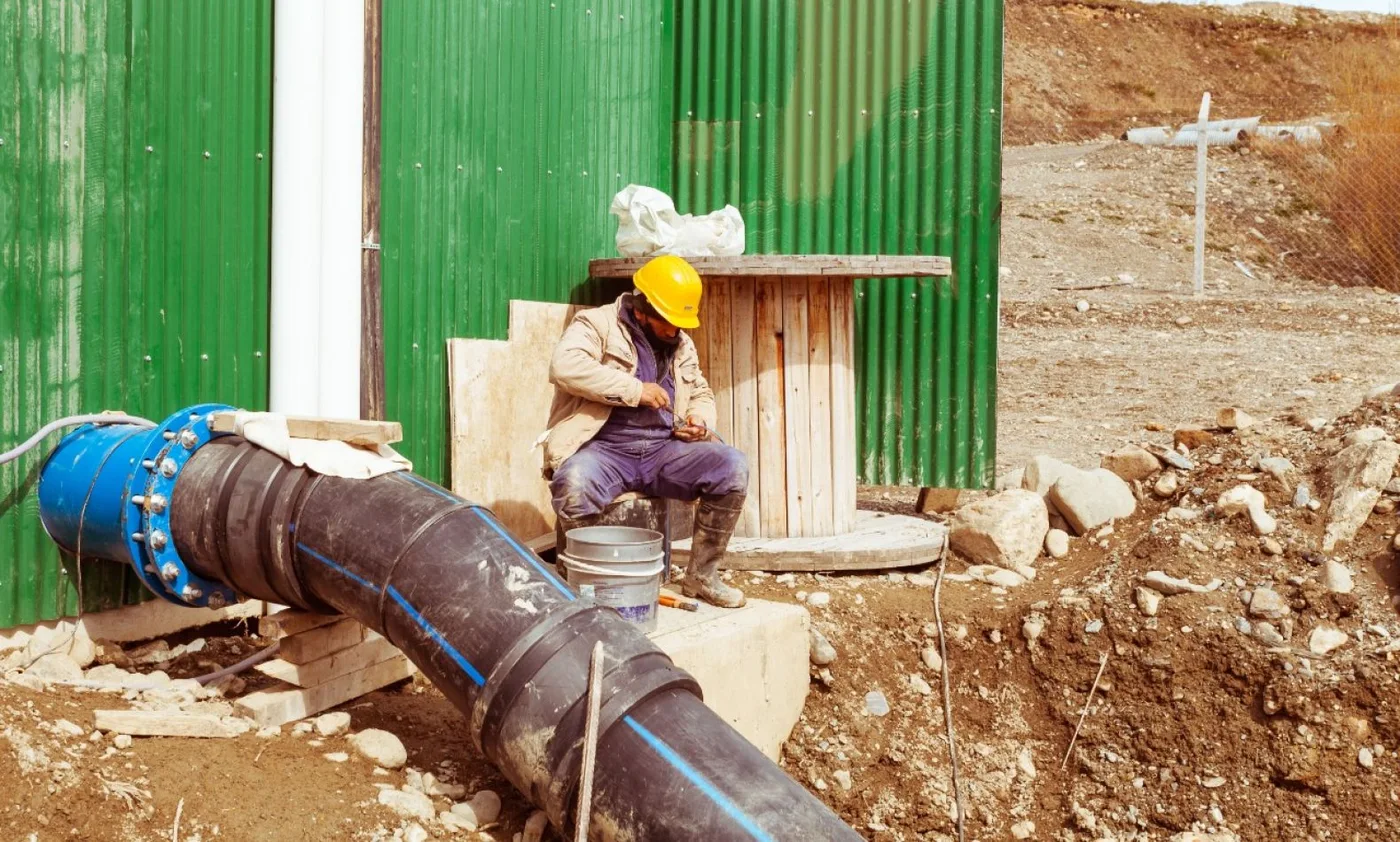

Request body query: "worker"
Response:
[542, 255, 748, 608]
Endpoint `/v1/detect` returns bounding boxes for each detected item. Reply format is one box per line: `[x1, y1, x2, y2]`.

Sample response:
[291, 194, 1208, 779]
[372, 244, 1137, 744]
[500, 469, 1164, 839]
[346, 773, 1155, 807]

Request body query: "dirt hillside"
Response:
[1006, 0, 1398, 145]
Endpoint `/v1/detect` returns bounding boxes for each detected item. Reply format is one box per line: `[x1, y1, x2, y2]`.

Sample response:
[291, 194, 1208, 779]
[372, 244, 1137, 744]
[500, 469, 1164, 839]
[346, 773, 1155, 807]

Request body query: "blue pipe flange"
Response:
[122, 404, 237, 608]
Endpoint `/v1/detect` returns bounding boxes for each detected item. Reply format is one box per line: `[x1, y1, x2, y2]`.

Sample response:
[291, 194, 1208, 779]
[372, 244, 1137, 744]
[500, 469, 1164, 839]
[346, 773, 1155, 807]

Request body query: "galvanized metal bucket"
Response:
[560, 526, 664, 632]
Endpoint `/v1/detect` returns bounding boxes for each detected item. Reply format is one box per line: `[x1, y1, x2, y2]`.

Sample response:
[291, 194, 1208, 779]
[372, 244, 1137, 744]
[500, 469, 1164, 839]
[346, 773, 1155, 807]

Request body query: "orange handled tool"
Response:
[659, 593, 699, 612]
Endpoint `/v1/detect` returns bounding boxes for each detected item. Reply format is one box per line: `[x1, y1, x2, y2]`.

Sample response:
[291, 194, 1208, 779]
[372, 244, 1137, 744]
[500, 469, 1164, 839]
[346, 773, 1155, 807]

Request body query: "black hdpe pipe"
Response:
[37, 410, 859, 841]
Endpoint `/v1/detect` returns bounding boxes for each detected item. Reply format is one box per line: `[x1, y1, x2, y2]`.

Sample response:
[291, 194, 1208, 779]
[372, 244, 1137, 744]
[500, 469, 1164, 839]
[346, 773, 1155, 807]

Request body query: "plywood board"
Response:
[728, 279, 762, 538]
[705, 278, 734, 444]
[805, 280, 835, 536]
[781, 280, 813, 537]
[448, 301, 581, 538]
[754, 279, 788, 538]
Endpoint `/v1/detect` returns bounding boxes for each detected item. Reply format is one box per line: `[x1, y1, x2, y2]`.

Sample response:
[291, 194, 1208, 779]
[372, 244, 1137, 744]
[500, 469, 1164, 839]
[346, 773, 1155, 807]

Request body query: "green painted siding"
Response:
[0, 0, 272, 628]
[673, 0, 1003, 488]
[381, 0, 675, 486]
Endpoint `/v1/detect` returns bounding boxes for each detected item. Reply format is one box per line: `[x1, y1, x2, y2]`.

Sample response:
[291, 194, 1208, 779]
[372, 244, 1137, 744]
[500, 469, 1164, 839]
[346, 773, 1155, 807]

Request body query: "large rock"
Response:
[949, 490, 1049, 570]
[1101, 445, 1160, 482]
[1021, 456, 1080, 498]
[377, 788, 434, 821]
[348, 729, 407, 769]
[1047, 469, 1136, 535]
[25, 624, 96, 670]
[23, 652, 84, 684]
[1324, 441, 1400, 551]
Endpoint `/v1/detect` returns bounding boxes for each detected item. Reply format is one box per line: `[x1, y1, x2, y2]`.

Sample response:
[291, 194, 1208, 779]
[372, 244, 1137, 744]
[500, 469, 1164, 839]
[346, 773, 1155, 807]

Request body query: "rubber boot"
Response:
[555, 513, 603, 580]
[681, 491, 747, 608]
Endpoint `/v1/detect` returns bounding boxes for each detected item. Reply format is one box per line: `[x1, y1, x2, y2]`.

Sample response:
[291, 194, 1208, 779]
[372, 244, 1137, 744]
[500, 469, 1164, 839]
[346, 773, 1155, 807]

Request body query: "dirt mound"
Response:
[771, 393, 1400, 840]
[1006, 0, 1398, 145]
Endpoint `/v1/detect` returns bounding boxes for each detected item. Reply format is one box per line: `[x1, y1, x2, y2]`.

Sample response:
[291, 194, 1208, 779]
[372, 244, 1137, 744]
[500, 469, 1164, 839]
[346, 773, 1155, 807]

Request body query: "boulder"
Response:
[1021, 455, 1079, 505]
[1323, 441, 1400, 551]
[25, 624, 96, 670]
[1153, 473, 1179, 498]
[949, 490, 1049, 570]
[1047, 469, 1136, 535]
[1321, 559, 1355, 594]
[808, 628, 837, 666]
[1308, 625, 1348, 656]
[1217, 485, 1277, 536]
[1101, 445, 1160, 482]
[348, 729, 407, 769]
[1216, 408, 1256, 431]
[24, 652, 83, 684]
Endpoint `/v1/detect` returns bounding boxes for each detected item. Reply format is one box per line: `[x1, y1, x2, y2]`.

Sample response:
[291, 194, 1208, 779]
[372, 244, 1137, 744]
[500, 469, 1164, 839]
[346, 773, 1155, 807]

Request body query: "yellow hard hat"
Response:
[634, 255, 702, 329]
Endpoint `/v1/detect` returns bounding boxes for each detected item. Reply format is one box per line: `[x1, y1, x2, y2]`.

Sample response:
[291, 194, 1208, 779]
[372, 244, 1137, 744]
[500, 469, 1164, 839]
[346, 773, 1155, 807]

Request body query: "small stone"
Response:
[1377, 498, 1397, 515]
[1234, 617, 1252, 635]
[23, 652, 83, 684]
[451, 790, 502, 829]
[422, 773, 466, 800]
[809, 628, 837, 666]
[1044, 529, 1070, 559]
[1018, 748, 1038, 779]
[1173, 426, 1214, 450]
[521, 810, 549, 842]
[1134, 587, 1162, 617]
[1359, 747, 1375, 770]
[1048, 469, 1136, 534]
[775, 573, 796, 585]
[1308, 499, 1322, 512]
[1011, 820, 1036, 839]
[52, 719, 84, 738]
[864, 690, 891, 717]
[439, 812, 476, 833]
[1084, 619, 1104, 634]
[1248, 589, 1290, 620]
[1344, 428, 1389, 447]
[950, 489, 1051, 569]
[833, 770, 853, 791]
[1175, 315, 1193, 327]
[1294, 485, 1312, 508]
[1101, 445, 1161, 482]
[1140, 571, 1220, 595]
[1167, 506, 1200, 521]
[1308, 625, 1348, 656]
[113, 734, 132, 750]
[905, 573, 938, 588]
[349, 729, 408, 769]
[1075, 300, 1091, 313]
[909, 674, 933, 695]
[1262, 537, 1283, 556]
[1022, 614, 1046, 645]
[1148, 445, 1195, 471]
[403, 824, 429, 842]
[1253, 622, 1286, 646]
[314, 711, 351, 737]
[1154, 473, 1179, 498]
[1258, 457, 1295, 484]
[1325, 441, 1400, 551]
[1322, 559, 1355, 594]
[377, 788, 435, 821]
[921, 646, 943, 671]
[806, 591, 830, 608]
[291, 721, 314, 736]
[967, 565, 1027, 588]
[1218, 485, 1277, 535]
[1217, 408, 1256, 431]
[256, 726, 280, 739]
[323, 751, 349, 762]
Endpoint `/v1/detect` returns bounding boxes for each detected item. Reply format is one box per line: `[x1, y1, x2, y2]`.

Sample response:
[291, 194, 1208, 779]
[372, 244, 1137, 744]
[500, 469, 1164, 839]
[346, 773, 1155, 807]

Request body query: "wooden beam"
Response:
[706, 278, 734, 444]
[728, 279, 761, 538]
[828, 283, 858, 535]
[235, 655, 417, 727]
[360, 0, 386, 419]
[208, 413, 403, 446]
[781, 280, 813, 537]
[256, 635, 403, 689]
[278, 617, 367, 664]
[94, 710, 253, 739]
[590, 255, 953, 279]
[754, 278, 787, 538]
[258, 610, 344, 641]
[805, 280, 835, 536]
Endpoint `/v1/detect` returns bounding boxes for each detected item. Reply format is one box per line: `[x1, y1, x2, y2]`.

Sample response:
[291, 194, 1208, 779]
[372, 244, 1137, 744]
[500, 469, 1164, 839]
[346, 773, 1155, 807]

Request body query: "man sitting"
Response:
[542, 255, 748, 608]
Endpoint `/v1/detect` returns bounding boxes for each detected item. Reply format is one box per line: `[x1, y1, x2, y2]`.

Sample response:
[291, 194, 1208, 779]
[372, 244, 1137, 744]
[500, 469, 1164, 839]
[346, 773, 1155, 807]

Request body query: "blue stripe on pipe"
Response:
[297, 542, 380, 593]
[395, 471, 574, 602]
[623, 716, 776, 842]
[386, 585, 486, 687]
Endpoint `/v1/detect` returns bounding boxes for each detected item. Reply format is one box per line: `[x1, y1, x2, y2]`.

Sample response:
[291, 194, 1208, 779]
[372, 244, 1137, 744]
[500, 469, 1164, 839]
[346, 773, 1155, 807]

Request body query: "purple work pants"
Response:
[550, 437, 748, 520]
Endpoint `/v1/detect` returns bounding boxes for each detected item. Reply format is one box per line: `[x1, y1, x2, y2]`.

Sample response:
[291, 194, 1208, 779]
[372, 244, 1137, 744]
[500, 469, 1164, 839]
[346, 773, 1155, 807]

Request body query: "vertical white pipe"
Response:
[270, 0, 364, 418]
[318, 1, 365, 418]
[1193, 92, 1211, 298]
[270, 0, 326, 415]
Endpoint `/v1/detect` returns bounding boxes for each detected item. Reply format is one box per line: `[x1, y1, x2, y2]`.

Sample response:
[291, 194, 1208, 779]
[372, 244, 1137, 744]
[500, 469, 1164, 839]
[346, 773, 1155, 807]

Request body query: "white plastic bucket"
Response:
[560, 526, 665, 632]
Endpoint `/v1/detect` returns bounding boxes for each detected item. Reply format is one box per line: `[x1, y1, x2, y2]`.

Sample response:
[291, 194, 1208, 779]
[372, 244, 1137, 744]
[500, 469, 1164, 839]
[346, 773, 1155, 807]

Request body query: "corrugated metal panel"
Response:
[0, 0, 272, 629]
[673, 0, 1003, 488]
[381, 0, 674, 486]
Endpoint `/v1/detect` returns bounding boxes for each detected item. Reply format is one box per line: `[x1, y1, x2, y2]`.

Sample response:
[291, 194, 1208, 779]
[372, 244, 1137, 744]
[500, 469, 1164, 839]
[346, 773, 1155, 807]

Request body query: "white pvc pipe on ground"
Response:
[270, 0, 364, 418]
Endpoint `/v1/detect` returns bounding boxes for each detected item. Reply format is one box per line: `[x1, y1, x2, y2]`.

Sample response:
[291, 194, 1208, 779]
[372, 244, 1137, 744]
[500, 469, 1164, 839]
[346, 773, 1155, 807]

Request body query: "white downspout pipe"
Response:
[270, 0, 364, 418]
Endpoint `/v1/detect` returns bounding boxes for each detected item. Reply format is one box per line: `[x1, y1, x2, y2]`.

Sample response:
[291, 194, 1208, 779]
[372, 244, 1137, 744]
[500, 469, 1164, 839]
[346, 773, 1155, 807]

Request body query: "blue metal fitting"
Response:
[38, 404, 238, 609]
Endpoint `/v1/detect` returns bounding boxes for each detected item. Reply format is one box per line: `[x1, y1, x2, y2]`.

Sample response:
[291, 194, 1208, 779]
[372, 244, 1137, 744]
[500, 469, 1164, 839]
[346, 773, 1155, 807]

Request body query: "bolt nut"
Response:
[160, 562, 179, 582]
[206, 592, 227, 610]
[179, 430, 198, 450]
[159, 458, 178, 478]
[147, 494, 168, 514]
[181, 585, 203, 602]
[149, 530, 168, 551]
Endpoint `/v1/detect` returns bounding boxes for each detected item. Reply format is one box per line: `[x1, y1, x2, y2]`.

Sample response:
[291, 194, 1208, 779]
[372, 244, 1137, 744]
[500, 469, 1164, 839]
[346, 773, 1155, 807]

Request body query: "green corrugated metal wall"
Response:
[673, 0, 1003, 488]
[0, 0, 272, 628]
[380, 0, 675, 485]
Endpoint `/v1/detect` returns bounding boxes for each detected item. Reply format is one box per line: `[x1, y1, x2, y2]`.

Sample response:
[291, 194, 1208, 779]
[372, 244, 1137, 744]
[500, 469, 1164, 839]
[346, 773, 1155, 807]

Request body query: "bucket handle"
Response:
[562, 558, 664, 579]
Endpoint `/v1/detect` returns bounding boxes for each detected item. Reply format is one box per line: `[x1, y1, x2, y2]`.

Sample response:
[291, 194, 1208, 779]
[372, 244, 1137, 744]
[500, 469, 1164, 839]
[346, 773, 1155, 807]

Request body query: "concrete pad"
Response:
[648, 598, 809, 760]
[0, 599, 266, 654]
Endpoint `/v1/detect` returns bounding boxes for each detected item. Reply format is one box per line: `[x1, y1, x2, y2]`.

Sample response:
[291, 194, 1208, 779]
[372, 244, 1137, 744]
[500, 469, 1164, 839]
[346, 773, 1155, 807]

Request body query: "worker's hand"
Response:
[673, 415, 713, 443]
[638, 382, 671, 410]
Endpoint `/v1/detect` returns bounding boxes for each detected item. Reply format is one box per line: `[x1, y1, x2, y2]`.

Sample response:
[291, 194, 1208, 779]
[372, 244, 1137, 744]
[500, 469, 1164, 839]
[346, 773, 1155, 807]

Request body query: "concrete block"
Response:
[648, 598, 809, 761]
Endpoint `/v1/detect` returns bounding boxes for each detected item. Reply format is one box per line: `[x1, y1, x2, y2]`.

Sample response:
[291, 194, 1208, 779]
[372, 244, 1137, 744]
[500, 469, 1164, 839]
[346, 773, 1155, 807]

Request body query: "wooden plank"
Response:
[705, 277, 734, 444]
[359, 0, 386, 420]
[828, 282, 858, 535]
[690, 296, 709, 386]
[728, 279, 761, 538]
[781, 280, 813, 538]
[235, 654, 417, 727]
[258, 611, 344, 641]
[589, 255, 952, 279]
[805, 280, 835, 536]
[255, 634, 402, 689]
[279, 618, 366, 664]
[753, 278, 788, 538]
[94, 710, 252, 739]
[208, 413, 403, 447]
[670, 511, 947, 572]
[449, 300, 581, 538]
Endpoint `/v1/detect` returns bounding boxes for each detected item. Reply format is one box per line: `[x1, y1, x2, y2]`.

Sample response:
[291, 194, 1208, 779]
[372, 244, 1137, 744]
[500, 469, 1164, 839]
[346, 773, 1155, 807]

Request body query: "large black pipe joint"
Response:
[472, 600, 701, 827]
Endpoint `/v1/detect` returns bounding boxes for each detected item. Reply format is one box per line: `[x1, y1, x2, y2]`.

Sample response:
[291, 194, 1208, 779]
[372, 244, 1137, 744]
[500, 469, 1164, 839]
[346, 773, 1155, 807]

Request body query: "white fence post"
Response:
[1194, 92, 1212, 297]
